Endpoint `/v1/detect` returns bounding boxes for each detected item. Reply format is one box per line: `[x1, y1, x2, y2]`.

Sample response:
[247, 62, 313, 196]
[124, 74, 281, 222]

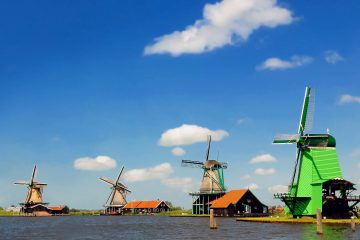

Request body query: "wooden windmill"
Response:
[99, 166, 131, 215]
[182, 136, 227, 214]
[15, 165, 47, 212]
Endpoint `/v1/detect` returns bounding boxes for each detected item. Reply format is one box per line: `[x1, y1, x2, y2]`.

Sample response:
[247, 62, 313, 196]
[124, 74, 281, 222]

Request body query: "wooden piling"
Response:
[210, 209, 217, 229]
[316, 208, 323, 235]
[351, 217, 356, 232]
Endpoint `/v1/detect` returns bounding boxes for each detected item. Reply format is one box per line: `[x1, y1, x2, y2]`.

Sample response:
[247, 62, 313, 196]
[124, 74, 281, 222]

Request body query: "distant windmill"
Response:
[182, 136, 227, 214]
[15, 165, 47, 206]
[99, 166, 131, 215]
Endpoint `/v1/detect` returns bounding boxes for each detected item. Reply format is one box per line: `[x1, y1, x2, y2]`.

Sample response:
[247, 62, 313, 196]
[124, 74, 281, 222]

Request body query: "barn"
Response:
[210, 189, 268, 217]
[123, 200, 170, 214]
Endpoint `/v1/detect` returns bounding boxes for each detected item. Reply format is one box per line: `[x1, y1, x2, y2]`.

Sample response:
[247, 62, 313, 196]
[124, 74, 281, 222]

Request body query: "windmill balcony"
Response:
[274, 193, 291, 199]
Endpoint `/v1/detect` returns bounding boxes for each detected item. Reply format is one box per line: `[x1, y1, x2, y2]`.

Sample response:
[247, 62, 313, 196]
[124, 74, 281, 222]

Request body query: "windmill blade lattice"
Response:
[181, 160, 204, 168]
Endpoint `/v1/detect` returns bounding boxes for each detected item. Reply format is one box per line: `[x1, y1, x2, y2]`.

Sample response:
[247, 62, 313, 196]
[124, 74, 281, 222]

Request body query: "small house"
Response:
[48, 205, 69, 215]
[123, 200, 170, 214]
[210, 189, 268, 217]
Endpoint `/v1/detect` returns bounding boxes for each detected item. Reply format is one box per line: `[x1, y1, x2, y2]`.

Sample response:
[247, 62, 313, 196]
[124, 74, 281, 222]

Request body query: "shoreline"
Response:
[236, 217, 360, 225]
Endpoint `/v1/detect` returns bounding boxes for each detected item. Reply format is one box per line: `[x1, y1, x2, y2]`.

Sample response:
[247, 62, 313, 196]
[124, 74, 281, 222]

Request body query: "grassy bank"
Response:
[0, 209, 19, 216]
[69, 209, 101, 216]
[237, 216, 360, 224]
[155, 209, 210, 217]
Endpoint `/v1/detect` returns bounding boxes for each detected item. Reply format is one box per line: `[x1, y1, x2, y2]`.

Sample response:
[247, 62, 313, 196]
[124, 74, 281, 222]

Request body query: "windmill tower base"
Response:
[103, 205, 124, 215]
[190, 192, 225, 215]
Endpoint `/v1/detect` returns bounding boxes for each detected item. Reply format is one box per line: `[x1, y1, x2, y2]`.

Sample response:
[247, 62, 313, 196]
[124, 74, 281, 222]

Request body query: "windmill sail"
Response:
[181, 160, 204, 168]
[273, 134, 300, 144]
[298, 87, 312, 135]
[304, 89, 315, 133]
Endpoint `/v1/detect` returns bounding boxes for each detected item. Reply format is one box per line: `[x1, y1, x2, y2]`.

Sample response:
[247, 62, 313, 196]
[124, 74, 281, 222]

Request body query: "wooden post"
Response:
[351, 217, 356, 232]
[316, 208, 323, 235]
[210, 209, 217, 229]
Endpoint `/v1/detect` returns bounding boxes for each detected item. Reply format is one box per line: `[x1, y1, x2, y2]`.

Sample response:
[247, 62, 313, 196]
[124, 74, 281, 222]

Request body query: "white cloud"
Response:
[256, 55, 313, 70]
[268, 184, 288, 193]
[159, 124, 229, 146]
[350, 148, 360, 160]
[123, 163, 173, 182]
[242, 174, 251, 180]
[338, 94, 360, 105]
[236, 117, 249, 125]
[74, 156, 117, 171]
[161, 177, 194, 193]
[144, 0, 294, 56]
[171, 147, 186, 156]
[249, 154, 277, 164]
[324, 50, 343, 64]
[255, 168, 276, 175]
[123, 163, 194, 193]
[358, 162, 360, 169]
[246, 183, 259, 190]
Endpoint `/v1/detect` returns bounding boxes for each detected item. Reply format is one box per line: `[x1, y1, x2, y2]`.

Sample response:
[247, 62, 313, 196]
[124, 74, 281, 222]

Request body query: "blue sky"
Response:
[0, 0, 359, 209]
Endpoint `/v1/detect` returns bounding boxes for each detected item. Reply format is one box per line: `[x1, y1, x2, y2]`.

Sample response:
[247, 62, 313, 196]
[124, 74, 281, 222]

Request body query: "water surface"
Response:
[0, 216, 359, 239]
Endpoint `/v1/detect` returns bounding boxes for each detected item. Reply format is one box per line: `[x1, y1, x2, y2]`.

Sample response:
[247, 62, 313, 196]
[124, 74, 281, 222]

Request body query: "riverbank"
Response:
[237, 216, 360, 224]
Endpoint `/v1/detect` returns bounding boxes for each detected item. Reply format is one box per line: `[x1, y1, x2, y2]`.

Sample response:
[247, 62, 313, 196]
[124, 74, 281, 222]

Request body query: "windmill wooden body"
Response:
[273, 87, 360, 218]
[15, 165, 48, 215]
[99, 166, 131, 215]
[182, 136, 227, 214]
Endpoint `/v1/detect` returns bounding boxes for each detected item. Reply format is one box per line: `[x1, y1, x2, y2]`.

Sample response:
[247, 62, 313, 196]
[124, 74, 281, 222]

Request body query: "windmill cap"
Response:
[302, 134, 336, 147]
[204, 160, 222, 169]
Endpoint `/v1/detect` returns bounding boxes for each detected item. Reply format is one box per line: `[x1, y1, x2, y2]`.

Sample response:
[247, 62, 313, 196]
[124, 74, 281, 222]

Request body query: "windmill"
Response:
[182, 136, 227, 214]
[15, 165, 48, 215]
[99, 166, 131, 215]
[273, 87, 360, 218]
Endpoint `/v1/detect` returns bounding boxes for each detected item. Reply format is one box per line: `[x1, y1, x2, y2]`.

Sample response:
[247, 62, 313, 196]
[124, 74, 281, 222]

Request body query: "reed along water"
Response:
[0, 216, 359, 240]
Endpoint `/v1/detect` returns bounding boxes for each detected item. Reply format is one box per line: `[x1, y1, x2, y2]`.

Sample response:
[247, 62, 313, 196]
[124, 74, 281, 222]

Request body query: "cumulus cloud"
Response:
[249, 154, 277, 164]
[268, 184, 288, 193]
[161, 177, 194, 193]
[123, 163, 173, 182]
[255, 168, 276, 175]
[123, 163, 194, 193]
[256, 56, 313, 70]
[171, 147, 186, 156]
[246, 183, 259, 190]
[144, 0, 294, 56]
[74, 156, 117, 171]
[324, 50, 343, 64]
[159, 124, 229, 146]
[338, 94, 360, 105]
[350, 148, 360, 160]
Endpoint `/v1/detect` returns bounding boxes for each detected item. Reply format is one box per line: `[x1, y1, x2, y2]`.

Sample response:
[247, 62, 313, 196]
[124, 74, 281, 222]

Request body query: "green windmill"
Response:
[273, 87, 360, 218]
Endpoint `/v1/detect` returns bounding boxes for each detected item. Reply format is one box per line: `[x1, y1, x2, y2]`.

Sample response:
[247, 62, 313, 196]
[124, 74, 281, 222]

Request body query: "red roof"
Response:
[123, 201, 142, 209]
[48, 206, 66, 211]
[123, 200, 166, 209]
[210, 189, 248, 209]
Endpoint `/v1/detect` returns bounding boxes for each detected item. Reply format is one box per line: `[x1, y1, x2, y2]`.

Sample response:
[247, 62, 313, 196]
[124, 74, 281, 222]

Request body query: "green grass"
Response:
[155, 209, 191, 216]
[0, 210, 19, 216]
[69, 210, 101, 216]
